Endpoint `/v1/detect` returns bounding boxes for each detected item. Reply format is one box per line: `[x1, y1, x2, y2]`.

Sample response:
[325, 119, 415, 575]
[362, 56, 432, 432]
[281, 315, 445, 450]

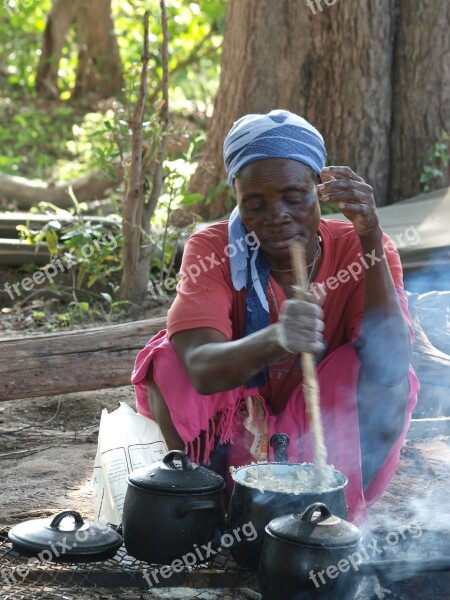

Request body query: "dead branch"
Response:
[0, 166, 124, 210]
[120, 2, 170, 301]
[146, 0, 170, 220]
[119, 12, 151, 299]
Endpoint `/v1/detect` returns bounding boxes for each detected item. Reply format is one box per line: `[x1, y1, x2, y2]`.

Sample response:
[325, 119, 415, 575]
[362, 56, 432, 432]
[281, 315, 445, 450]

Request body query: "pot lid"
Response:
[266, 502, 362, 549]
[127, 450, 225, 494]
[8, 510, 123, 560]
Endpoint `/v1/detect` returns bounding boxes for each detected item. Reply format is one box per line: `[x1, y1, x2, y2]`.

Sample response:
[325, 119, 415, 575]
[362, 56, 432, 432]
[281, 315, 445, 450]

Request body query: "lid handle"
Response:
[270, 433, 289, 463]
[162, 450, 193, 470]
[50, 510, 85, 530]
[301, 502, 332, 524]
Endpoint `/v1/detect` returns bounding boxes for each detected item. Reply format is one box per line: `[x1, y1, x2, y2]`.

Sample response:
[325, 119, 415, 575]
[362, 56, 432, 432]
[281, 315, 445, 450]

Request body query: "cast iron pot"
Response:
[122, 450, 226, 565]
[8, 510, 123, 562]
[258, 502, 362, 600]
[226, 435, 348, 569]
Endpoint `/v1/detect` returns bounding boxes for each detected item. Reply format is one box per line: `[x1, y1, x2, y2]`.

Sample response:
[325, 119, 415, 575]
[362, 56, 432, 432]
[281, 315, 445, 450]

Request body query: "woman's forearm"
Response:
[184, 325, 285, 394]
[174, 296, 325, 395]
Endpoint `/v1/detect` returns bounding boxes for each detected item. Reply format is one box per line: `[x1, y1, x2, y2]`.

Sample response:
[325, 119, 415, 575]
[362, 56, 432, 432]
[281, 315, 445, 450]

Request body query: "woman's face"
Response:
[235, 158, 321, 262]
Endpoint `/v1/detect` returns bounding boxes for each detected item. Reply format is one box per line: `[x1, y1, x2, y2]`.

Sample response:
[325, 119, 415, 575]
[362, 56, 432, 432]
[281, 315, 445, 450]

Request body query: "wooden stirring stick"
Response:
[289, 240, 330, 480]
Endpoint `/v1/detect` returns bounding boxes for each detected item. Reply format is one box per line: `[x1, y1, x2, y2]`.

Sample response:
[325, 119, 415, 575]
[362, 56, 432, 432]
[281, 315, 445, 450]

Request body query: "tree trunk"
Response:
[302, 0, 395, 208]
[72, 0, 124, 100]
[36, 0, 124, 102]
[189, 0, 450, 221]
[390, 0, 450, 204]
[188, 0, 394, 220]
[35, 0, 78, 100]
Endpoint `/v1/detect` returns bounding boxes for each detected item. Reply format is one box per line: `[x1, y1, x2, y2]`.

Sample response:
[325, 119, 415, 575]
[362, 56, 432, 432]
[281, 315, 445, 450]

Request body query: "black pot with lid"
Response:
[258, 502, 362, 600]
[8, 510, 123, 562]
[122, 450, 226, 564]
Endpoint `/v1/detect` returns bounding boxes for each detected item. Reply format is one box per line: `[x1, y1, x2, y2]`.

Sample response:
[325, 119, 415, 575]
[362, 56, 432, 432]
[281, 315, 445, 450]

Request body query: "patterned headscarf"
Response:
[223, 109, 326, 189]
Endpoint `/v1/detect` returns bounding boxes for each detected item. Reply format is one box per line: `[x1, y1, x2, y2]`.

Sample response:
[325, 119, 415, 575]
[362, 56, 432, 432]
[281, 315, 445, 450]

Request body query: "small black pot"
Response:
[258, 502, 362, 600]
[122, 450, 226, 565]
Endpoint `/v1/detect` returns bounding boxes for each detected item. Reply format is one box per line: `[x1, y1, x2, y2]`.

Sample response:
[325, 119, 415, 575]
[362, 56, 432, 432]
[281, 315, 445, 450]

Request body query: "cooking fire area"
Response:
[1, 420, 450, 599]
[1, 290, 449, 600]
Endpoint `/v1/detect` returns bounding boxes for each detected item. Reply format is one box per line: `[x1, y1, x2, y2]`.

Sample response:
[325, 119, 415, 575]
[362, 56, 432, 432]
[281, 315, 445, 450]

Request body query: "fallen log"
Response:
[0, 317, 166, 401]
[1, 293, 449, 405]
[0, 166, 123, 210]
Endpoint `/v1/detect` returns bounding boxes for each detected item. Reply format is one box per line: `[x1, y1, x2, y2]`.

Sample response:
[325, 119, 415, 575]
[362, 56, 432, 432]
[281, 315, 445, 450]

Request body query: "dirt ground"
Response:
[0, 386, 136, 528]
[1, 388, 450, 599]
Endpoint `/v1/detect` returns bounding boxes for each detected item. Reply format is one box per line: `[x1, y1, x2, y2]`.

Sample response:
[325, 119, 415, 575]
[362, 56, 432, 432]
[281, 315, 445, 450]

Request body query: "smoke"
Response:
[404, 248, 450, 293]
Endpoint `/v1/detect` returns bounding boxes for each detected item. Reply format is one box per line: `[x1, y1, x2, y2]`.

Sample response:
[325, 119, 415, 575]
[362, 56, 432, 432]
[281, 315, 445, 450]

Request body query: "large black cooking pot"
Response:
[122, 450, 225, 565]
[227, 435, 348, 569]
[258, 502, 362, 600]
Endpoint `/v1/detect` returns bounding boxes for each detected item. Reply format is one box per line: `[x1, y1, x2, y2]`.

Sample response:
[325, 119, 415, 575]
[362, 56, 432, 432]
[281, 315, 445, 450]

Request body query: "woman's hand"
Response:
[276, 294, 325, 354]
[318, 166, 381, 238]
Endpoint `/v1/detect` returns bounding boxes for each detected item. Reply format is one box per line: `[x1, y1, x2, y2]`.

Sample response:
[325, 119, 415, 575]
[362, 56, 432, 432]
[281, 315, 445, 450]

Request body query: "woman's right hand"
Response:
[276, 294, 325, 354]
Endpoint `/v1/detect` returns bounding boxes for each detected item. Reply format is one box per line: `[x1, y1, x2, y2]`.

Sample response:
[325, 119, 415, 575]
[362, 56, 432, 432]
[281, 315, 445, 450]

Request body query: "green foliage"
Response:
[1, 0, 52, 90]
[1, 0, 224, 105]
[16, 196, 124, 325]
[0, 103, 82, 177]
[113, 0, 225, 112]
[149, 138, 202, 287]
[420, 131, 450, 192]
[0, 0, 225, 181]
[320, 202, 339, 215]
[0, 0, 228, 324]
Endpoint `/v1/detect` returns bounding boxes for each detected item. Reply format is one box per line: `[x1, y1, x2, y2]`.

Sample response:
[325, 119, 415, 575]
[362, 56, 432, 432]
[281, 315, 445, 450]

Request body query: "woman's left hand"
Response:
[318, 166, 381, 238]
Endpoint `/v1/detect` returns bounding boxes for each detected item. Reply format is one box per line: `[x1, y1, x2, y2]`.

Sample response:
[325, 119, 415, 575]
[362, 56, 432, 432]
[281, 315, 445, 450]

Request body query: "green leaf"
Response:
[100, 292, 113, 304]
[45, 230, 60, 254]
[179, 193, 204, 205]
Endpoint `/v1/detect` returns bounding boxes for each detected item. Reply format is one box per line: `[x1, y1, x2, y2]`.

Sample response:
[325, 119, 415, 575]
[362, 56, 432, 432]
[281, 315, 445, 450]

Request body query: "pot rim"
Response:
[125, 477, 226, 495]
[231, 462, 348, 493]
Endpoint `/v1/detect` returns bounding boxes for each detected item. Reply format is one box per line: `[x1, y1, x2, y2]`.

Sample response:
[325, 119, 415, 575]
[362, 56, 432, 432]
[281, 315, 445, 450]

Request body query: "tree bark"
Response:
[36, 0, 124, 102]
[72, 0, 124, 100]
[35, 0, 78, 100]
[0, 318, 166, 401]
[390, 0, 450, 204]
[188, 0, 450, 221]
[188, 0, 394, 220]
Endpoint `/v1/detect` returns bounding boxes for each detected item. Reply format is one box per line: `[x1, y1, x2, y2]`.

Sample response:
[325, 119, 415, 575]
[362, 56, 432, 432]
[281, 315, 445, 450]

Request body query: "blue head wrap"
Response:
[223, 109, 326, 189]
[224, 110, 327, 388]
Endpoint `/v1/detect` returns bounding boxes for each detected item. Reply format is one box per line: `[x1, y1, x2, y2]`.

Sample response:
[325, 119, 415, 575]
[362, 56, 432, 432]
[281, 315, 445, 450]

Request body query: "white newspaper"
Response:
[92, 402, 168, 525]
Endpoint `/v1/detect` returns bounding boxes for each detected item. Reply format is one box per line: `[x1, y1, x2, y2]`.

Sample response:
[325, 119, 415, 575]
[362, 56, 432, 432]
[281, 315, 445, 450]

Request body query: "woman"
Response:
[132, 110, 419, 524]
